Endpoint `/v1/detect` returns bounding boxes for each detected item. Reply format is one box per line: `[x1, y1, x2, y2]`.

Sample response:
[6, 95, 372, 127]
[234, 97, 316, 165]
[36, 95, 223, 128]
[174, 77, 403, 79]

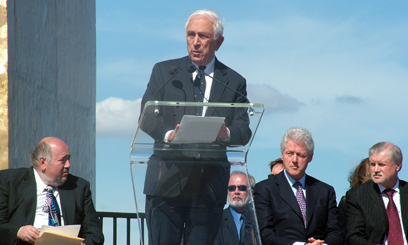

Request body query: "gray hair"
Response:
[185, 9, 224, 40]
[280, 127, 314, 155]
[31, 141, 52, 167]
[369, 142, 403, 165]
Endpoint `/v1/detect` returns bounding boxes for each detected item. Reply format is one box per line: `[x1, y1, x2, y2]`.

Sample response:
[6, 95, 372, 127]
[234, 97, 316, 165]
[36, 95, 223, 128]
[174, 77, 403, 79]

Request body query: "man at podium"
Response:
[139, 8, 251, 245]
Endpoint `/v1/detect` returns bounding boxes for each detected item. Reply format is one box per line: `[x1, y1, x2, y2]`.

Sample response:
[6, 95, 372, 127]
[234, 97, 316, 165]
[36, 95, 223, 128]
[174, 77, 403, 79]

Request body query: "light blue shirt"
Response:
[230, 206, 244, 240]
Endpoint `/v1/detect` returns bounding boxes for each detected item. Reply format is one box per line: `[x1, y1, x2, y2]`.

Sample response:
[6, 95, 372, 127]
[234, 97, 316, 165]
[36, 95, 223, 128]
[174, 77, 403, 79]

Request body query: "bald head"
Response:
[31, 137, 71, 186]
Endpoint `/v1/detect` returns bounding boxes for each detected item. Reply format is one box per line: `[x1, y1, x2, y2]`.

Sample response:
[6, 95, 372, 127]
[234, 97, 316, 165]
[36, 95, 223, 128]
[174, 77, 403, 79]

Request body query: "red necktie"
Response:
[384, 189, 404, 245]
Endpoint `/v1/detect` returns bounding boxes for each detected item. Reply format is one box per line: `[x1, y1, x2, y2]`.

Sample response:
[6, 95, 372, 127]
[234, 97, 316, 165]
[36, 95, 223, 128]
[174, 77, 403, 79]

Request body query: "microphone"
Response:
[153, 66, 180, 114]
[187, 64, 255, 116]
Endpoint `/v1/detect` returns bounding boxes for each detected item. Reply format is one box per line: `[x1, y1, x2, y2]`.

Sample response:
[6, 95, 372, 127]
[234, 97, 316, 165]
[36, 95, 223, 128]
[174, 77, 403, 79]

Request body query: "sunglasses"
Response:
[228, 185, 248, 192]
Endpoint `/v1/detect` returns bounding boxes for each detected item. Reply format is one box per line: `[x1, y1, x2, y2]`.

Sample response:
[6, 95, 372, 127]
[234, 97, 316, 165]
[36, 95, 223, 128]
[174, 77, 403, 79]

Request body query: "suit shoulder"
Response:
[0, 167, 30, 180]
[155, 56, 189, 67]
[306, 175, 335, 191]
[62, 174, 91, 189]
[346, 179, 374, 197]
[215, 58, 245, 79]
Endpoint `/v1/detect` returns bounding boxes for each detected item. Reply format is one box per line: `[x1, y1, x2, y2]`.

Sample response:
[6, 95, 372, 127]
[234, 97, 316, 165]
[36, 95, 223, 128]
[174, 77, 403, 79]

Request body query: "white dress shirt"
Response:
[378, 180, 407, 245]
[33, 168, 65, 230]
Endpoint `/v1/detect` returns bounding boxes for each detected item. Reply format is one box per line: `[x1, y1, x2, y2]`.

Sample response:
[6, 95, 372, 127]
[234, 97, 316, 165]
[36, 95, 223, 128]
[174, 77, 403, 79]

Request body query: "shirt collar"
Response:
[284, 169, 306, 188]
[378, 179, 400, 193]
[192, 57, 215, 74]
[33, 168, 59, 193]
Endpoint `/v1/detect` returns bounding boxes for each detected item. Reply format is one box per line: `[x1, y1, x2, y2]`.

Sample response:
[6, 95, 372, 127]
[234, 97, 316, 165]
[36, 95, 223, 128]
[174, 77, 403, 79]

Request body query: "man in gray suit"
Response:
[0, 137, 103, 245]
[345, 142, 407, 244]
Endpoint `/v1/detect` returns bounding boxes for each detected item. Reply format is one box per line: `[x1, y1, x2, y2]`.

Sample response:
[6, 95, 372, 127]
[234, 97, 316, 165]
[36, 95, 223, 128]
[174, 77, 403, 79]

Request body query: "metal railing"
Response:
[96, 211, 146, 245]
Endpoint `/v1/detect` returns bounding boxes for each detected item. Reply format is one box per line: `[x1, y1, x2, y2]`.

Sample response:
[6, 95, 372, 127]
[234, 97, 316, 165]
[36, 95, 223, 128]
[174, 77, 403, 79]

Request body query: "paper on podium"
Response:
[35, 225, 84, 245]
[172, 115, 225, 144]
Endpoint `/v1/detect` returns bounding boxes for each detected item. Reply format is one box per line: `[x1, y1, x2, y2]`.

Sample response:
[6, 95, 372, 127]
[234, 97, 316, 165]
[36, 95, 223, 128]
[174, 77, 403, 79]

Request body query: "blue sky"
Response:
[95, 1, 407, 243]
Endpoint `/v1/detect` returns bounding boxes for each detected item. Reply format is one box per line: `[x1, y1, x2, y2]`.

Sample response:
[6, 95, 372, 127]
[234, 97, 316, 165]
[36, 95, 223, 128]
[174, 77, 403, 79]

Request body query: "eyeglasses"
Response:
[228, 185, 248, 192]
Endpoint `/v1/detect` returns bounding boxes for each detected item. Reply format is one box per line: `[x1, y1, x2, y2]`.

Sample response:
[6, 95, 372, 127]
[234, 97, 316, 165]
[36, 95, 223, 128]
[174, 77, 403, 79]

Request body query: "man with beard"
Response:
[215, 171, 254, 245]
[0, 137, 103, 245]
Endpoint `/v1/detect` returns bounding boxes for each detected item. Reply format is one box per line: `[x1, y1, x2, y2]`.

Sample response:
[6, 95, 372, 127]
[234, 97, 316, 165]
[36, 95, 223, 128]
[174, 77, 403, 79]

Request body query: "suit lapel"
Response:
[275, 173, 304, 221]
[22, 168, 37, 224]
[206, 58, 228, 116]
[305, 175, 317, 229]
[59, 182, 75, 225]
[399, 180, 408, 236]
[178, 57, 195, 103]
[225, 208, 240, 242]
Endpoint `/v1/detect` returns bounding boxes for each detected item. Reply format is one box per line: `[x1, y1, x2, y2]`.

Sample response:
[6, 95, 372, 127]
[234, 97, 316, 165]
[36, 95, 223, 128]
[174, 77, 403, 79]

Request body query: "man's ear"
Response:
[215, 36, 224, 51]
[39, 156, 47, 171]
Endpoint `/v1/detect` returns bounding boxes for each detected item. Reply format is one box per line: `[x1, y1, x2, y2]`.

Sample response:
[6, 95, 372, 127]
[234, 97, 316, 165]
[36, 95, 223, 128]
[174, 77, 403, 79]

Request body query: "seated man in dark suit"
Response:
[215, 171, 255, 245]
[0, 137, 104, 245]
[254, 127, 344, 245]
[345, 142, 407, 245]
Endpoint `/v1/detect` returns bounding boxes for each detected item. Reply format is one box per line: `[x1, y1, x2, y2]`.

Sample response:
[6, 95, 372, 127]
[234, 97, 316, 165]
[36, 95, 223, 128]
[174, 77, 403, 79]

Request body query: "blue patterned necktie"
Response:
[294, 181, 307, 227]
[42, 186, 61, 226]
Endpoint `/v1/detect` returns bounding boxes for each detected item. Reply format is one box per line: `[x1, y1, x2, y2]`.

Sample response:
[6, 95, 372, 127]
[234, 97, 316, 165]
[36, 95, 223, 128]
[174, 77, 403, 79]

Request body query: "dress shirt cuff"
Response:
[164, 130, 173, 143]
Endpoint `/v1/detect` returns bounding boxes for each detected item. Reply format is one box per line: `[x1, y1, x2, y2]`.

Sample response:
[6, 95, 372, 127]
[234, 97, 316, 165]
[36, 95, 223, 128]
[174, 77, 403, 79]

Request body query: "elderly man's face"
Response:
[186, 15, 224, 66]
[40, 139, 71, 186]
[281, 140, 313, 180]
[370, 151, 401, 189]
[228, 174, 249, 212]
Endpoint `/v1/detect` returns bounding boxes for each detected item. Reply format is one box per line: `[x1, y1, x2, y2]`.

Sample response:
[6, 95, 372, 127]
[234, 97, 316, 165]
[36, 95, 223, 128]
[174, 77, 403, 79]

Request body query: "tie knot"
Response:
[294, 181, 302, 189]
[44, 185, 54, 193]
[198, 66, 206, 71]
[384, 188, 395, 198]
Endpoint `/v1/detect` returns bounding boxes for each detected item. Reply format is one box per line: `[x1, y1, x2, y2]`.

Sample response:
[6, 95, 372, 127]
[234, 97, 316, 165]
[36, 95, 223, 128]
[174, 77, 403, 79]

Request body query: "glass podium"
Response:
[130, 101, 264, 245]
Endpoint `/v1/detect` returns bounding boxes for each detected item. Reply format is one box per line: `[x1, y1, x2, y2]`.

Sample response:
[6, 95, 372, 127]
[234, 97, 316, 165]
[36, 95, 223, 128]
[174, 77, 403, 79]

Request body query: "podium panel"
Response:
[130, 101, 264, 245]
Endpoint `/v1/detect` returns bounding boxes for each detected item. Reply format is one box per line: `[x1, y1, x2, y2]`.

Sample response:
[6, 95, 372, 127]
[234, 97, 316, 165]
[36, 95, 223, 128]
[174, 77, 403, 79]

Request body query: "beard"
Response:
[41, 169, 68, 186]
[229, 194, 249, 209]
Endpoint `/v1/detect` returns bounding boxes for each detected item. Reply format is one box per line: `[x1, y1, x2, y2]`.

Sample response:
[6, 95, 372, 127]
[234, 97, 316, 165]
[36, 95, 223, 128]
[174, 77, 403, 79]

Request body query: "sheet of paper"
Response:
[39, 225, 81, 237]
[172, 115, 225, 144]
[34, 231, 84, 245]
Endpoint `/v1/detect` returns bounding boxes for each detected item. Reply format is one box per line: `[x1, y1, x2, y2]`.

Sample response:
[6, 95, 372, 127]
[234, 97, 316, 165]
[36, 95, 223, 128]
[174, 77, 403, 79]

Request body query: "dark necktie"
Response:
[384, 189, 404, 245]
[42, 186, 61, 226]
[193, 65, 206, 115]
[294, 181, 307, 227]
[240, 214, 245, 242]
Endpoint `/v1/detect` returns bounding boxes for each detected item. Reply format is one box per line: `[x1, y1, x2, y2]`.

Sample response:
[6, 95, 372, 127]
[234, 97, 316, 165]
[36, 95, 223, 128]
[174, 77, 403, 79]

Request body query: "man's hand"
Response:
[168, 124, 180, 142]
[17, 225, 40, 244]
[306, 237, 325, 245]
[217, 122, 229, 139]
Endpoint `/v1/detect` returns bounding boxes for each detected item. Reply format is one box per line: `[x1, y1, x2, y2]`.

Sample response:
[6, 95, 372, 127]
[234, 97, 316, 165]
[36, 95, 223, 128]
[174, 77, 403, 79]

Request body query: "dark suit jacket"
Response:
[0, 167, 104, 245]
[140, 56, 251, 199]
[215, 207, 240, 245]
[215, 207, 255, 245]
[254, 171, 344, 245]
[345, 179, 408, 245]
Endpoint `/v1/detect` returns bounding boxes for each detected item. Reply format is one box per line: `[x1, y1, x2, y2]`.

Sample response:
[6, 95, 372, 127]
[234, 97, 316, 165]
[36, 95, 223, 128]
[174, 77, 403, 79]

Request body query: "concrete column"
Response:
[0, 0, 97, 197]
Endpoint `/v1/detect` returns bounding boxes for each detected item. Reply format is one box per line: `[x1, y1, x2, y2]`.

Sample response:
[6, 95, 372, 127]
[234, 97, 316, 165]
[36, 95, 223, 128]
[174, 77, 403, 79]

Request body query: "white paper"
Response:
[39, 225, 81, 237]
[172, 115, 225, 144]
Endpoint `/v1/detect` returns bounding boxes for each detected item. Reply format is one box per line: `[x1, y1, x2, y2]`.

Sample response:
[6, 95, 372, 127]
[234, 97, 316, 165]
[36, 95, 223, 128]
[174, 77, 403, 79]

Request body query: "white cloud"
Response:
[96, 97, 141, 137]
[248, 84, 303, 113]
